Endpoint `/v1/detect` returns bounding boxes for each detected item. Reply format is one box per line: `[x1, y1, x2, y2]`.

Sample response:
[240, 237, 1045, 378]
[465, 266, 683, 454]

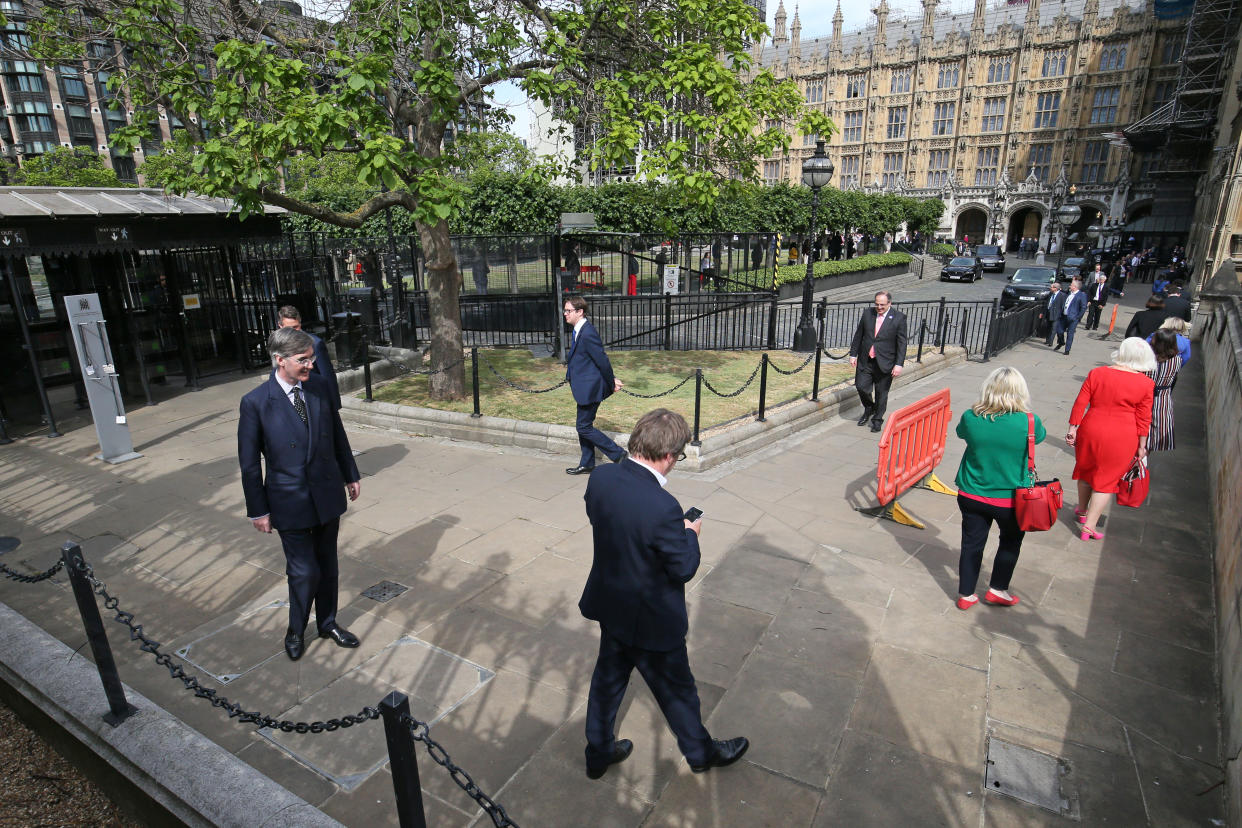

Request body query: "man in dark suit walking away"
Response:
[1043, 282, 1068, 347]
[563, 296, 627, 475]
[277, 305, 341, 411]
[849, 291, 908, 433]
[239, 327, 362, 661]
[580, 409, 749, 779]
[1164, 282, 1193, 322]
[1056, 278, 1088, 355]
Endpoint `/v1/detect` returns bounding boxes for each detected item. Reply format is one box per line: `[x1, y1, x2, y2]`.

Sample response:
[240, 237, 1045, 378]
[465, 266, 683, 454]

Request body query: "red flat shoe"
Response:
[984, 590, 1019, 607]
[956, 595, 979, 610]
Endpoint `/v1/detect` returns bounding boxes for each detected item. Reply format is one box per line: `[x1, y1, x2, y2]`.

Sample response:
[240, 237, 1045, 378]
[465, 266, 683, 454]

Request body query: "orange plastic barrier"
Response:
[1106, 305, 1119, 336]
[856, 388, 957, 528]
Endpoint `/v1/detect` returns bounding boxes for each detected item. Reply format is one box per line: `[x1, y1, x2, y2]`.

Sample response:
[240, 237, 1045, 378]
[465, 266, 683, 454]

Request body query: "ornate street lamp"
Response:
[1053, 186, 1081, 278]
[794, 140, 834, 352]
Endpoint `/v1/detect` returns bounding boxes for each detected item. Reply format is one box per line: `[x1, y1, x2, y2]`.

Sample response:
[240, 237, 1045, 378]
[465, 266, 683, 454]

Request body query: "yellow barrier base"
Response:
[913, 472, 958, 497]
[855, 499, 926, 529]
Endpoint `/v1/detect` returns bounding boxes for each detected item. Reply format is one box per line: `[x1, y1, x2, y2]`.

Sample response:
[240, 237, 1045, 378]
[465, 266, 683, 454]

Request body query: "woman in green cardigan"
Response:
[954, 367, 1047, 610]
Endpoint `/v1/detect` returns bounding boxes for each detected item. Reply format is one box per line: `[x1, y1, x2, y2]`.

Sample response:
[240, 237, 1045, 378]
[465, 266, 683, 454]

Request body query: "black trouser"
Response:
[957, 495, 1024, 596]
[278, 517, 340, 634]
[1044, 316, 1063, 346]
[854, 357, 894, 422]
[1085, 301, 1105, 330]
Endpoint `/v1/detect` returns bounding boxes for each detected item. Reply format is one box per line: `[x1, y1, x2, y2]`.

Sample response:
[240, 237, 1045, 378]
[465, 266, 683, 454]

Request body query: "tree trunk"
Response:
[416, 217, 466, 399]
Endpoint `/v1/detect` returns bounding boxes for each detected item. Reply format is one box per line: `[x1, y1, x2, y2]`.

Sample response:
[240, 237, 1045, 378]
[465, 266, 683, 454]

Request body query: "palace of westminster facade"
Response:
[747, 0, 1190, 251]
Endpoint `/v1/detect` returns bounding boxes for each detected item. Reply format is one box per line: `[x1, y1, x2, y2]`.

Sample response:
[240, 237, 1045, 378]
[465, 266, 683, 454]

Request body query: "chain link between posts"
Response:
[398, 712, 520, 827]
[701, 358, 764, 398]
[765, 351, 815, 376]
[617, 373, 696, 399]
[480, 356, 568, 393]
[0, 559, 64, 583]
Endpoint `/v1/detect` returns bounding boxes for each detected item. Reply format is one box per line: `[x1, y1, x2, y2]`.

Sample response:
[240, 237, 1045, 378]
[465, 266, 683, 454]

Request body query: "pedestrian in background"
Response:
[1042, 281, 1067, 347]
[277, 305, 341, 410]
[1066, 338, 1156, 541]
[1164, 282, 1193, 322]
[1125, 295, 1170, 340]
[1149, 316, 1191, 365]
[1084, 272, 1109, 331]
[563, 295, 627, 475]
[953, 367, 1045, 610]
[1055, 278, 1087, 355]
[1145, 330, 1182, 452]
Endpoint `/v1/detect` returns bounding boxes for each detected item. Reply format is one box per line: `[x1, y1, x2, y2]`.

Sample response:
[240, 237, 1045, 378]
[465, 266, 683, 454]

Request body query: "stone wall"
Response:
[1201, 294, 1242, 824]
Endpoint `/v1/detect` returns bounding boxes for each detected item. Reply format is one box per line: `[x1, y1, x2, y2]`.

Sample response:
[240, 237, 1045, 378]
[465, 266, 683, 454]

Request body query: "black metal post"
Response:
[757, 354, 769, 422]
[0, 392, 12, 444]
[982, 298, 998, 362]
[960, 309, 970, 349]
[812, 299, 826, 401]
[663, 294, 673, 351]
[936, 297, 947, 353]
[692, 368, 702, 446]
[766, 295, 778, 350]
[916, 319, 926, 363]
[362, 320, 374, 402]
[793, 190, 821, 352]
[379, 692, 429, 828]
[61, 542, 138, 726]
[470, 347, 481, 418]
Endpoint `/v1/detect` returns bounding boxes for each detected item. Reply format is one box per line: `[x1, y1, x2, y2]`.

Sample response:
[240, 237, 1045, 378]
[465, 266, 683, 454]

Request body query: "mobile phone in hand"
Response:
[684, 507, 703, 522]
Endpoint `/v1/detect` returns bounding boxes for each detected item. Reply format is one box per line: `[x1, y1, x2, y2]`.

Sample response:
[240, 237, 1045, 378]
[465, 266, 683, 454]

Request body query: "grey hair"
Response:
[1112, 337, 1157, 372]
[268, 327, 315, 367]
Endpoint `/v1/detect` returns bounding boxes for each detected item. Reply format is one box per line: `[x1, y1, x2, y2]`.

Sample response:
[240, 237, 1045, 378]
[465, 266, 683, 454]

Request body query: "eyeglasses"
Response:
[285, 355, 316, 367]
[562, 308, 579, 315]
[676, 451, 687, 461]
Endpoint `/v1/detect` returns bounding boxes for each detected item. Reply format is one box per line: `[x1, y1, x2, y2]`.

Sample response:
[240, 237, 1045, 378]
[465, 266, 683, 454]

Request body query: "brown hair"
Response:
[564, 295, 588, 314]
[1150, 329, 1180, 362]
[277, 305, 302, 322]
[1146, 295, 1165, 310]
[628, 409, 691, 461]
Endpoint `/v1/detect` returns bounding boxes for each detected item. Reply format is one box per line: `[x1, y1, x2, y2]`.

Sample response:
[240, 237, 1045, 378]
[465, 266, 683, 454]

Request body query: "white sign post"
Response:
[662, 265, 680, 295]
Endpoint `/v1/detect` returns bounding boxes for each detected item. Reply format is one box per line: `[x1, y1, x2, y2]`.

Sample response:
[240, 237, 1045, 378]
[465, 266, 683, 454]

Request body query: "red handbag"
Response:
[1117, 456, 1149, 507]
[1014, 413, 1064, 531]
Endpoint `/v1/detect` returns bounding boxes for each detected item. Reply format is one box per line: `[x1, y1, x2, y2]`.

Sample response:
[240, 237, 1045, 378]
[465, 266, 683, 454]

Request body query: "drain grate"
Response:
[985, 738, 1080, 819]
[361, 580, 409, 603]
[0, 537, 20, 554]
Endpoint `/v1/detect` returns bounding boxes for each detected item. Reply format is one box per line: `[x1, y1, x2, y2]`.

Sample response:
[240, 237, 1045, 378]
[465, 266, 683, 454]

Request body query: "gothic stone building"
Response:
[750, 0, 1188, 252]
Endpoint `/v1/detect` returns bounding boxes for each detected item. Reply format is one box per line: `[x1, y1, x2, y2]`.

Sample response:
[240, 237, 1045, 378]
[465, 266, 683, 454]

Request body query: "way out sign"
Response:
[662, 266, 680, 295]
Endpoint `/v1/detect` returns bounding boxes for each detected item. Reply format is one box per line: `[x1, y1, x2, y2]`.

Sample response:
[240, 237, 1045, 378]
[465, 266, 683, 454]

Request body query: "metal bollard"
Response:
[692, 368, 702, 446]
[470, 348, 481, 418]
[61, 542, 138, 726]
[812, 301, 826, 402]
[757, 354, 769, 423]
[936, 297, 947, 354]
[916, 319, 926, 363]
[362, 322, 374, 402]
[379, 692, 428, 828]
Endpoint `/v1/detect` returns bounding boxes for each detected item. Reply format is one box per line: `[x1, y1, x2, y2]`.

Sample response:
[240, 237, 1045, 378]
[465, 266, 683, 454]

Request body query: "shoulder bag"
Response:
[1014, 413, 1064, 531]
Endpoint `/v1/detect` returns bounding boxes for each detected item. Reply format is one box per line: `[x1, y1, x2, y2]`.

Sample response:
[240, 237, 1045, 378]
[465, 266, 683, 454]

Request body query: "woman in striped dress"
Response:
[1146, 330, 1182, 451]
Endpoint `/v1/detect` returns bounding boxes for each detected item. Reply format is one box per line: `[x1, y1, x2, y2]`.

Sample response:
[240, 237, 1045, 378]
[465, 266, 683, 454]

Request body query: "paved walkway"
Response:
[0, 292, 1222, 826]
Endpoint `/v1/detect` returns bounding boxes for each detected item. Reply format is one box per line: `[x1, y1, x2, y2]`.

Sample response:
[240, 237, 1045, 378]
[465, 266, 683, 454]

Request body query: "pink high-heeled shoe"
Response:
[1080, 527, 1103, 540]
[1076, 514, 1087, 524]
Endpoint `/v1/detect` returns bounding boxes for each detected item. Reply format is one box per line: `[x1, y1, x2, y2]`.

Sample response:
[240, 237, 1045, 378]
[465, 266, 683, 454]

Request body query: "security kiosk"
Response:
[64, 293, 142, 464]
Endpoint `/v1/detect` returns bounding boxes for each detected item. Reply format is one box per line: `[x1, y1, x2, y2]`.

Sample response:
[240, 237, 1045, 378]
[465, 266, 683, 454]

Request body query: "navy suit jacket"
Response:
[1045, 291, 1067, 321]
[1063, 290, 1087, 322]
[308, 332, 342, 411]
[238, 372, 360, 531]
[579, 460, 700, 652]
[565, 320, 615, 406]
[849, 308, 908, 374]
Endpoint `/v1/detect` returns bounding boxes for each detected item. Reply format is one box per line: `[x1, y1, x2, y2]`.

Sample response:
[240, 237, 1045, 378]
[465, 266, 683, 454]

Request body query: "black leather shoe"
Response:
[566, 465, 595, 475]
[690, 737, 749, 773]
[586, 739, 633, 779]
[319, 625, 360, 648]
[284, 630, 304, 661]
[870, 420, 883, 433]
[856, 410, 872, 426]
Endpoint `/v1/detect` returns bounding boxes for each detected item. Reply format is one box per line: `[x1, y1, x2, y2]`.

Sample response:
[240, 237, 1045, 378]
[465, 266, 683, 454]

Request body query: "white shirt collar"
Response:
[573, 318, 587, 335]
[274, 371, 301, 399]
[627, 455, 668, 487]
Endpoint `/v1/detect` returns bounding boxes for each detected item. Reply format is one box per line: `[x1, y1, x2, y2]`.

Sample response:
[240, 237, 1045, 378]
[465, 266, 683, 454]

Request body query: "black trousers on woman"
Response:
[957, 494, 1025, 595]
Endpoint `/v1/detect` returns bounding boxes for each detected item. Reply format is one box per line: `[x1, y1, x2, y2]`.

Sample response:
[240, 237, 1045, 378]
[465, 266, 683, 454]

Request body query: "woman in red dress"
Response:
[1065, 337, 1156, 540]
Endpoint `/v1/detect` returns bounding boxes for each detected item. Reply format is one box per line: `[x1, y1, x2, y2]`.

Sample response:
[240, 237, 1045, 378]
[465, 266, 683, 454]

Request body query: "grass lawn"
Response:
[368, 348, 858, 435]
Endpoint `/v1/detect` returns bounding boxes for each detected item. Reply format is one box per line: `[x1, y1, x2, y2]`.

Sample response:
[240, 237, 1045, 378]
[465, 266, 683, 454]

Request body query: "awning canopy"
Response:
[0, 187, 285, 219]
[1123, 214, 1192, 234]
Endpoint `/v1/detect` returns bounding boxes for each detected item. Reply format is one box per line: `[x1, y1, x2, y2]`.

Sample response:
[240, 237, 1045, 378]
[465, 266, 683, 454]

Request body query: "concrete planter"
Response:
[776, 264, 909, 300]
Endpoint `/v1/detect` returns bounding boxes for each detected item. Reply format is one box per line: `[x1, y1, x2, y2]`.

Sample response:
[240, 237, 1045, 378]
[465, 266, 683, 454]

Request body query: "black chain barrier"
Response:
[765, 351, 815, 376]
[68, 557, 380, 733]
[380, 355, 468, 378]
[819, 345, 852, 361]
[617, 373, 696, 399]
[480, 356, 568, 393]
[398, 712, 519, 827]
[702, 358, 764, 398]
[0, 559, 64, 583]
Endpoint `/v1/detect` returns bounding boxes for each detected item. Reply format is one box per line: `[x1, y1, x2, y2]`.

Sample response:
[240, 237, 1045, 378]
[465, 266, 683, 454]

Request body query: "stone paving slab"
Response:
[0, 289, 1227, 826]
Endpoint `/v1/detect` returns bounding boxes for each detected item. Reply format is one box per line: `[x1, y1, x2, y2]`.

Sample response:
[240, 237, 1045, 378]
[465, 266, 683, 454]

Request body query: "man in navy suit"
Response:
[848, 291, 908, 433]
[278, 305, 341, 410]
[579, 409, 748, 779]
[238, 327, 362, 661]
[1043, 281, 1068, 347]
[563, 296, 627, 475]
[1055, 278, 1088, 355]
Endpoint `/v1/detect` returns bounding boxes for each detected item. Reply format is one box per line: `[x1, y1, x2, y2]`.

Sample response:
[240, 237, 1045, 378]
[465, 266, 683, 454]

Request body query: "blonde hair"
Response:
[1112, 337, 1158, 372]
[971, 366, 1031, 418]
[1159, 316, 1189, 335]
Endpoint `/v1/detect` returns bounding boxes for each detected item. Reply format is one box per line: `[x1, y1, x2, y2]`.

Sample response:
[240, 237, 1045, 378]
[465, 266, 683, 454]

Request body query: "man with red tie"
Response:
[849, 291, 908, 433]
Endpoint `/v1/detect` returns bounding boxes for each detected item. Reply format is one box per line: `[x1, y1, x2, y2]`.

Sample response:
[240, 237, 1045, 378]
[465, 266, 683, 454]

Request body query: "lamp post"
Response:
[1053, 185, 1081, 279]
[794, 140, 834, 352]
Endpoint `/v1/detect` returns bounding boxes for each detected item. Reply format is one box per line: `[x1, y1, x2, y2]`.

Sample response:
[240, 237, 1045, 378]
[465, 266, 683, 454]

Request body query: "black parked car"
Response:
[940, 256, 983, 282]
[976, 244, 1006, 272]
[1000, 267, 1058, 309]
[1058, 256, 1086, 281]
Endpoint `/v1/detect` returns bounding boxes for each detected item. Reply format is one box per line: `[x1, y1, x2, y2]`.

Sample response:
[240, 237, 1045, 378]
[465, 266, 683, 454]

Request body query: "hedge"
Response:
[725, 252, 913, 290]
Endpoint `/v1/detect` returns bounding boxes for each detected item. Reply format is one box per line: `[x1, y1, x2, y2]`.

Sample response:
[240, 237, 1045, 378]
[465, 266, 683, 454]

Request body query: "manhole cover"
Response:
[0, 537, 20, 554]
[985, 738, 1079, 819]
[361, 580, 409, 603]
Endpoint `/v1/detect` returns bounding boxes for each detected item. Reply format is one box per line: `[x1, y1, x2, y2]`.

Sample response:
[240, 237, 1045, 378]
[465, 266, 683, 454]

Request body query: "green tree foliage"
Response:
[9, 147, 128, 187]
[34, 0, 832, 399]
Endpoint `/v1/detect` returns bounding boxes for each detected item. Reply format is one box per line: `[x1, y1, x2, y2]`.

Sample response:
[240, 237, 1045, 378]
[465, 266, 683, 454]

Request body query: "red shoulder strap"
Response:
[1027, 412, 1037, 474]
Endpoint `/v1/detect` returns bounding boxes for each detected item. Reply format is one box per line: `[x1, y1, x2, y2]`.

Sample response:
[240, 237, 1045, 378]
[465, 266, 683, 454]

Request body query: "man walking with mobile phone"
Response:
[579, 409, 749, 780]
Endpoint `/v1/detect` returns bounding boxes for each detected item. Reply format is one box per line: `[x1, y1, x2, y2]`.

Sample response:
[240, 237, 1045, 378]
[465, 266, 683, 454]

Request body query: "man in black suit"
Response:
[1084, 272, 1109, 331]
[239, 327, 362, 661]
[1043, 281, 1068, 347]
[1164, 282, 1193, 322]
[563, 296, 626, 475]
[277, 305, 341, 411]
[579, 409, 748, 779]
[849, 291, 908, 433]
